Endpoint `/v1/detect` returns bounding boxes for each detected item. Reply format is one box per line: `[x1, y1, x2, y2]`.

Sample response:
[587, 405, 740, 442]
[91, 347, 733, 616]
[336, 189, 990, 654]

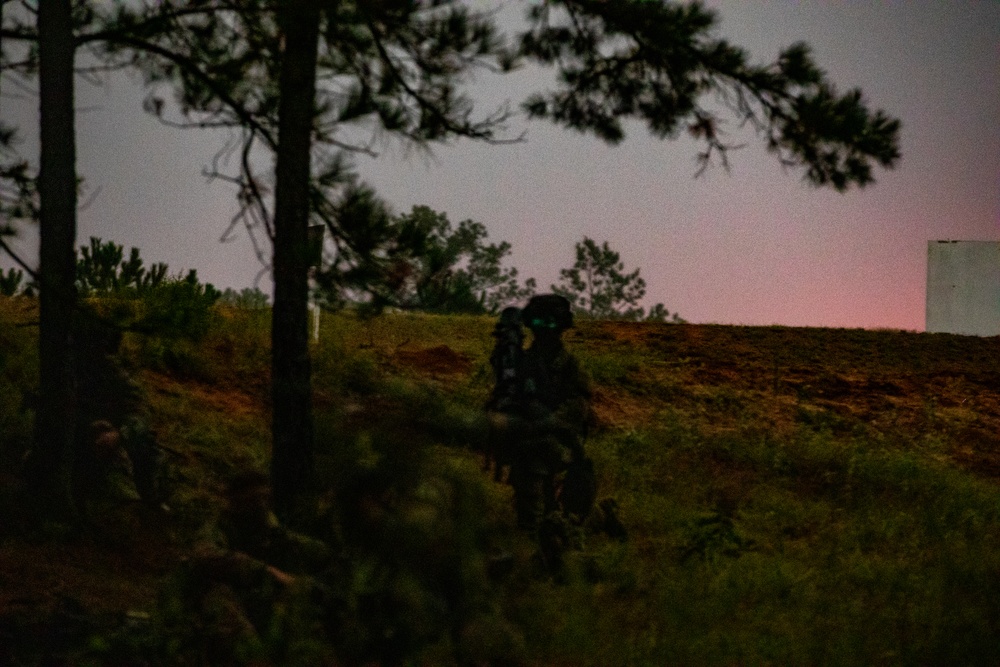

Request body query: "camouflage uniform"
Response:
[73, 314, 165, 508]
[169, 472, 335, 662]
[509, 341, 592, 530]
[492, 295, 594, 537]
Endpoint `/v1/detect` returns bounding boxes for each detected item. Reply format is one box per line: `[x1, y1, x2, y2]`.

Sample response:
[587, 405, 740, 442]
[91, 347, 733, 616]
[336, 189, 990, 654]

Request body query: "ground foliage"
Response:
[2, 296, 1000, 664]
[364, 205, 536, 316]
[4, 0, 903, 544]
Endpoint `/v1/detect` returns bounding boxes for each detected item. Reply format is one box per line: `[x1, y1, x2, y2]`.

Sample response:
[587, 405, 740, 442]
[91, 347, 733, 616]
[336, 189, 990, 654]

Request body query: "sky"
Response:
[2, 1, 999, 330]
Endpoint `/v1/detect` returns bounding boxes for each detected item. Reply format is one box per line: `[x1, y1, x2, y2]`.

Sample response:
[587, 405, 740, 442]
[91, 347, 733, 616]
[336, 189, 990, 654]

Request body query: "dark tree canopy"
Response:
[397, 205, 535, 314]
[519, 0, 900, 190]
[66, 0, 900, 260]
[81, 1, 515, 258]
[3, 0, 903, 294]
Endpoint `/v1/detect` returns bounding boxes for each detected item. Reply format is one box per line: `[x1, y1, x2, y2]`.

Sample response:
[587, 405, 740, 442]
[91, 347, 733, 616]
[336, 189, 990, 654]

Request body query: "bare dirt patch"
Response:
[591, 386, 657, 428]
[0, 508, 179, 620]
[586, 321, 1000, 482]
[392, 344, 474, 377]
[143, 370, 265, 419]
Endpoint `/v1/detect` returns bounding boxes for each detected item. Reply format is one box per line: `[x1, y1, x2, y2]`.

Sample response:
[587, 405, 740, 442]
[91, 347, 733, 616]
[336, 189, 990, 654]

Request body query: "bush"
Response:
[219, 287, 270, 310]
[72, 239, 223, 375]
[134, 270, 221, 341]
[0, 267, 27, 296]
[75, 237, 169, 295]
[0, 297, 36, 461]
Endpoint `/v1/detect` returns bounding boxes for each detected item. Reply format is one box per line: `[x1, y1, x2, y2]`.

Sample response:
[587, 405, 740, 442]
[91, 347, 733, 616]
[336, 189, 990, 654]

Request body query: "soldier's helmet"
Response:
[493, 306, 523, 337]
[521, 294, 573, 332]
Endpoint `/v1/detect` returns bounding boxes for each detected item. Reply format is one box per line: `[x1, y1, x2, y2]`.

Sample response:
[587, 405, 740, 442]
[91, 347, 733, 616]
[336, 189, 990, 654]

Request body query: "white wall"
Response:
[926, 241, 1000, 336]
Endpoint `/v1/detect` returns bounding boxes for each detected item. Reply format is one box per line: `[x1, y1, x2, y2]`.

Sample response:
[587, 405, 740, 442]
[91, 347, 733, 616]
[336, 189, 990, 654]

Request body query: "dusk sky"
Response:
[2, 1, 998, 330]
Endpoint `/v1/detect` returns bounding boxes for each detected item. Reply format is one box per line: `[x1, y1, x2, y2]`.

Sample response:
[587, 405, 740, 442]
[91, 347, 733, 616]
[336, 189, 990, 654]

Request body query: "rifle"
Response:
[484, 307, 525, 480]
[487, 307, 525, 412]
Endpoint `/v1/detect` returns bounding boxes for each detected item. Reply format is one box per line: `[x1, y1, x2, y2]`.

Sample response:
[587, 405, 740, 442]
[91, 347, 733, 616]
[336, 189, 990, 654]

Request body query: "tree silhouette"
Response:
[270, 0, 322, 522]
[23, 0, 78, 518]
[519, 1, 900, 190]
[377, 205, 535, 315]
[2, 0, 901, 518]
[553, 236, 669, 321]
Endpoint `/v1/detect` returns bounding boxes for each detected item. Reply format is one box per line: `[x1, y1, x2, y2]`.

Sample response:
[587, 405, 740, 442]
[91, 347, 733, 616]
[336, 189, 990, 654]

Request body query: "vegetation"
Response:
[75, 236, 170, 295]
[358, 205, 536, 315]
[219, 286, 270, 310]
[74, 237, 221, 342]
[0, 297, 36, 469]
[2, 295, 1000, 664]
[3, 0, 901, 522]
[553, 236, 679, 322]
[0, 266, 28, 296]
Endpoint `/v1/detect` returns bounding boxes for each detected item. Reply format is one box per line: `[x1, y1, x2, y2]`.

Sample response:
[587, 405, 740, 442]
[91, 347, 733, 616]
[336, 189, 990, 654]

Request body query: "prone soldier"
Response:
[21, 309, 168, 515]
[170, 470, 336, 662]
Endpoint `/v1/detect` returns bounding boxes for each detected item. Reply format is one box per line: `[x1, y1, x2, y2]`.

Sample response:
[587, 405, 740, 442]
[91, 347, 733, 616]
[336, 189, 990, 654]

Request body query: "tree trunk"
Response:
[31, 0, 78, 518]
[270, 0, 320, 523]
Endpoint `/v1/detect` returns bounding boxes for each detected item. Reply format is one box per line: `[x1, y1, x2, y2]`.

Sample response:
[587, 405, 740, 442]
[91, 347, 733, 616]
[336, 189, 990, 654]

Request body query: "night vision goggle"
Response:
[529, 317, 561, 330]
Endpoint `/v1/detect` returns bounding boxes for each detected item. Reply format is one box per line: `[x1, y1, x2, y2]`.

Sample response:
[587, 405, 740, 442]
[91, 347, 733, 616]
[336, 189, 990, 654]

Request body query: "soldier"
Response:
[194, 470, 335, 582]
[73, 311, 166, 510]
[20, 311, 164, 516]
[72, 419, 134, 511]
[172, 470, 337, 662]
[489, 295, 594, 540]
[483, 306, 525, 482]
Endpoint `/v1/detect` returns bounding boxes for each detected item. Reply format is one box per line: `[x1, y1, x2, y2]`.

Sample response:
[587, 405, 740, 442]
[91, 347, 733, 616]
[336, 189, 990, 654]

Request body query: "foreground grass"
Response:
[2, 296, 1000, 664]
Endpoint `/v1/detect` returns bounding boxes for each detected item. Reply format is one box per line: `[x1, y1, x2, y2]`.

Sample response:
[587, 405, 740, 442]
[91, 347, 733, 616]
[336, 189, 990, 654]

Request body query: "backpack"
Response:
[483, 307, 525, 481]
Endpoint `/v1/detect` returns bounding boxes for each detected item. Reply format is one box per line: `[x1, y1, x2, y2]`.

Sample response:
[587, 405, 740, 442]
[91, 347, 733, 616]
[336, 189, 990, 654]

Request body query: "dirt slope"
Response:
[2, 320, 999, 649]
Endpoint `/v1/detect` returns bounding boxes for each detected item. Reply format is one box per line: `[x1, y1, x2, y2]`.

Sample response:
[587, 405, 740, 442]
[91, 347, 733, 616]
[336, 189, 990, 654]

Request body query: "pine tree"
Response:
[553, 237, 669, 321]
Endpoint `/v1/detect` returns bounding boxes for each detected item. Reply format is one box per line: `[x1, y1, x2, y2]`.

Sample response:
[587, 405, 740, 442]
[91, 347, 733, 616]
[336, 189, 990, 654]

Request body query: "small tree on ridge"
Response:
[553, 237, 674, 321]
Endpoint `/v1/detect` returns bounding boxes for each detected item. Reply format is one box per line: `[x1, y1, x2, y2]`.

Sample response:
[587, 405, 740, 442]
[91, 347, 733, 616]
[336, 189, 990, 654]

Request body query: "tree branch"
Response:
[95, 33, 278, 151]
[364, 16, 520, 145]
[0, 234, 38, 281]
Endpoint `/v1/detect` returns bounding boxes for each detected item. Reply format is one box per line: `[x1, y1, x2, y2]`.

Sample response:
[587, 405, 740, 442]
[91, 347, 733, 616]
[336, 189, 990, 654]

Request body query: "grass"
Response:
[0, 297, 36, 461]
[2, 296, 1000, 664]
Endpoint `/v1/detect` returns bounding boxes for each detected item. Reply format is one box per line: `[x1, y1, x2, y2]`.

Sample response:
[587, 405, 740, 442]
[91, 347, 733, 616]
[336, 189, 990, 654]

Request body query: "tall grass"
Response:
[184, 311, 1000, 664]
[5, 299, 1000, 664]
[306, 313, 1000, 664]
[0, 297, 37, 463]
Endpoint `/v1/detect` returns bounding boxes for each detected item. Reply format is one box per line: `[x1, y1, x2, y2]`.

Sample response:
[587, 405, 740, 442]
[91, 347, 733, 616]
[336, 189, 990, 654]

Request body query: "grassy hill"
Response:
[2, 295, 1000, 664]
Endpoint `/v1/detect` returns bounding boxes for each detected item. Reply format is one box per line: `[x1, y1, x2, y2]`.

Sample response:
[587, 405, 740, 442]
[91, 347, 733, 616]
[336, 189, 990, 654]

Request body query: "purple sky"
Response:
[2, 1, 999, 330]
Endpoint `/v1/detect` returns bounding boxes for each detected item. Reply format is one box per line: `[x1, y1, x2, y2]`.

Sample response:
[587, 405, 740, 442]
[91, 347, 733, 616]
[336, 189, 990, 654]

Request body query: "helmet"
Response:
[521, 294, 573, 332]
[493, 306, 523, 336]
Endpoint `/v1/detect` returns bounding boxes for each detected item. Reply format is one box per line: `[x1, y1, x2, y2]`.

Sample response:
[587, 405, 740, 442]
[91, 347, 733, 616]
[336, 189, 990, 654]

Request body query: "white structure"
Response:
[926, 240, 1000, 336]
[309, 224, 325, 344]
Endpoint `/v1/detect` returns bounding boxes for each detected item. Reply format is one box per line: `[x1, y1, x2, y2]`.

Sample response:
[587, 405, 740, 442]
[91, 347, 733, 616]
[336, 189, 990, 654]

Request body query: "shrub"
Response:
[134, 270, 221, 341]
[219, 287, 270, 310]
[0, 267, 27, 296]
[0, 297, 36, 459]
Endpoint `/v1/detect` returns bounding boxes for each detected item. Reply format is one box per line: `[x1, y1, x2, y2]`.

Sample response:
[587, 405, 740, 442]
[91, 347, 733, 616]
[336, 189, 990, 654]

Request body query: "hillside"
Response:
[573, 321, 1000, 477]
[2, 299, 1000, 664]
